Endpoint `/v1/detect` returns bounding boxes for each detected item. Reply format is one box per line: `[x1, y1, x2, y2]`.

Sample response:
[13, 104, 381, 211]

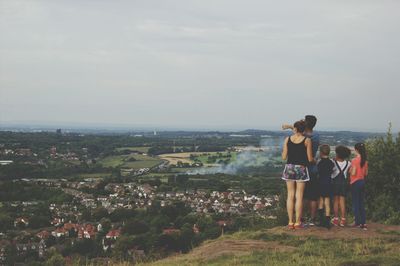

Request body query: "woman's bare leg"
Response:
[295, 182, 306, 224]
[286, 181, 296, 224]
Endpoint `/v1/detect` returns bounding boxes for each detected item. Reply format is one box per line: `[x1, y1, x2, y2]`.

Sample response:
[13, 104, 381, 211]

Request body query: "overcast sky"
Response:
[1, 0, 399, 132]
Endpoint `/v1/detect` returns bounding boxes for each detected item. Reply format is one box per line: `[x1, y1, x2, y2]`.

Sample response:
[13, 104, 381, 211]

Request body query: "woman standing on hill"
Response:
[282, 120, 314, 229]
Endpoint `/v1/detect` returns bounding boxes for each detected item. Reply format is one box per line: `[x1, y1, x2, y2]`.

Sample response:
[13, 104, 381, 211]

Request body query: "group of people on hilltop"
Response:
[281, 115, 368, 230]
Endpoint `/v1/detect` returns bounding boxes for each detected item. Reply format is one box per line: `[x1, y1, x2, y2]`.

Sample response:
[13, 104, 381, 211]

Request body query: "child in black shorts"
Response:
[331, 146, 352, 227]
[317, 145, 334, 228]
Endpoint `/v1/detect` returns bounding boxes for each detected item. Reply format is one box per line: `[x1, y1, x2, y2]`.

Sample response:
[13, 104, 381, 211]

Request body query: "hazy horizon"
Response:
[0, 119, 391, 133]
[1, 1, 399, 132]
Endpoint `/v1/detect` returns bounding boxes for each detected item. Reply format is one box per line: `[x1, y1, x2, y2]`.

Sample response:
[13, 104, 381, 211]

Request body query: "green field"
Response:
[193, 152, 237, 165]
[142, 173, 172, 178]
[99, 154, 162, 169]
[169, 167, 194, 173]
[72, 173, 112, 179]
[115, 146, 150, 153]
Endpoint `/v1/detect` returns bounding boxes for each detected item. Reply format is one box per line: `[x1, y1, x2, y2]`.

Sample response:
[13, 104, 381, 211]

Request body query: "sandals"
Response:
[340, 218, 346, 227]
[294, 223, 306, 229]
[332, 217, 340, 227]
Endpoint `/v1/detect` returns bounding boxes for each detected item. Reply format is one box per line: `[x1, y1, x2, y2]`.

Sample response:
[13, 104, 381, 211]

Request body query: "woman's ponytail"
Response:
[355, 143, 367, 167]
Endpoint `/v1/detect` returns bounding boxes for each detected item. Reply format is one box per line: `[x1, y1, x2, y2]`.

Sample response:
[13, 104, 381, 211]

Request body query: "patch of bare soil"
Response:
[267, 223, 400, 240]
[188, 239, 296, 261]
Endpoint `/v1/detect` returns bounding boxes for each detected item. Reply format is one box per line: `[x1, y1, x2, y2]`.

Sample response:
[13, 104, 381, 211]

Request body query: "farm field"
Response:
[194, 152, 237, 165]
[159, 152, 237, 166]
[99, 154, 163, 169]
[70, 173, 112, 179]
[158, 152, 197, 165]
[115, 146, 150, 153]
[169, 167, 194, 173]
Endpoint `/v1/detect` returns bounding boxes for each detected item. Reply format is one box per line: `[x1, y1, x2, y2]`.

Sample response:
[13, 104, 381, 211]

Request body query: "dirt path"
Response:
[188, 239, 296, 261]
[267, 223, 400, 240]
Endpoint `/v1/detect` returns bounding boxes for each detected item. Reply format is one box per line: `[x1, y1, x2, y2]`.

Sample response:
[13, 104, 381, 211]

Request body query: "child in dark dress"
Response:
[331, 146, 352, 227]
[317, 145, 334, 228]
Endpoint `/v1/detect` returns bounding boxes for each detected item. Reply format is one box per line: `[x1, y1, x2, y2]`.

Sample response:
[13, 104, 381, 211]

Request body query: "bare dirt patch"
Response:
[188, 239, 296, 261]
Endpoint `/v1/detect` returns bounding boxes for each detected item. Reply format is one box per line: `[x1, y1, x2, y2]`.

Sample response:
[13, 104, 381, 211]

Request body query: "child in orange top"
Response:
[350, 143, 369, 230]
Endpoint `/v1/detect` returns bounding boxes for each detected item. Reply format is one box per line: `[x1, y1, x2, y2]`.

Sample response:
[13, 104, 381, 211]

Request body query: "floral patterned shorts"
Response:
[282, 164, 310, 182]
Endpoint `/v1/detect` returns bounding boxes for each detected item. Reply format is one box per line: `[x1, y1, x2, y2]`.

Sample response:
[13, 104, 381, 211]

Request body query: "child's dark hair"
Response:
[305, 115, 317, 130]
[293, 120, 306, 133]
[335, 145, 351, 160]
[355, 143, 367, 167]
[319, 144, 330, 156]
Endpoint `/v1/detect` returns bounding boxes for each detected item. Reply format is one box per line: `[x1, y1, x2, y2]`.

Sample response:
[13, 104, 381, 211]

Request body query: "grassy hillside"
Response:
[126, 223, 400, 266]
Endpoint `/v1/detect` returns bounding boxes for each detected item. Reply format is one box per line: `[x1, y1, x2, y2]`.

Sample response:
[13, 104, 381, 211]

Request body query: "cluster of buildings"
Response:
[0, 148, 34, 157]
[0, 177, 279, 262]
[49, 146, 81, 162]
[0, 145, 90, 166]
[21, 178, 279, 217]
[120, 167, 150, 176]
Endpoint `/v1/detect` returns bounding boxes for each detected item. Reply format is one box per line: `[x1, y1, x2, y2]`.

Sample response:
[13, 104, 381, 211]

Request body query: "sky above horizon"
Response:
[1, 0, 399, 132]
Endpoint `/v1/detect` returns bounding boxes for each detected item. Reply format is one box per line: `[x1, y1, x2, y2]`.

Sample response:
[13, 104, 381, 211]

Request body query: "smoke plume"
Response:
[188, 137, 285, 175]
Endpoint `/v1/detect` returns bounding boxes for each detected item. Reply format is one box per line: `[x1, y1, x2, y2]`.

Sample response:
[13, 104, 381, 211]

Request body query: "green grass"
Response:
[142, 173, 171, 178]
[202, 249, 400, 266]
[115, 146, 150, 153]
[99, 154, 162, 169]
[193, 152, 237, 165]
[138, 230, 400, 266]
[73, 173, 111, 178]
[169, 167, 194, 173]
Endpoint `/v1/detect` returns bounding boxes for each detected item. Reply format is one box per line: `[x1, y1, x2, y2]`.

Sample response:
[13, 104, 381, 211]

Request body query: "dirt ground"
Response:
[187, 239, 296, 261]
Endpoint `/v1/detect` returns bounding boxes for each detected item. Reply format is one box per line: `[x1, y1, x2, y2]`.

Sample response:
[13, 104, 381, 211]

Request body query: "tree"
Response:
[0, 213, 13, 230]
[100, 218, 112, 232]
[80, 209, 91, 222]
[109, 208, 136, 222]
[29, 215, 50, 229]
[70, 239, 99, 257]
[45, 251, 65, 266]
[4, 244, 17, 265]
[150, 215, 170, 232]
[122, 219, 149, 235]
[112, 235, 134, 261]
[179, 223, 194, 253]
[92, 207, 109, 221]
[366, 126, 400, 224]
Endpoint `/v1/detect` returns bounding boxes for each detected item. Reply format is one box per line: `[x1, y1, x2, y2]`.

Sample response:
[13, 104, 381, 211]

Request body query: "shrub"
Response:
[366, 125, 400, 224]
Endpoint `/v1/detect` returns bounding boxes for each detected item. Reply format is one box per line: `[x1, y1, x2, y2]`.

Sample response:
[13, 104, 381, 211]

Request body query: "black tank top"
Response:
[287, 136, 308, 166]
